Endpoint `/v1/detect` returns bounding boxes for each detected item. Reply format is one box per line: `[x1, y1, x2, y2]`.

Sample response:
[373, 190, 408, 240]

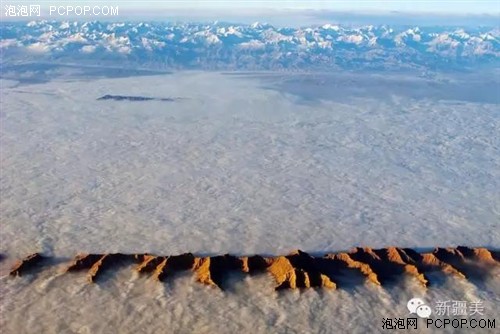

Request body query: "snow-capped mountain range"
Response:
[1, 21, 499, 71]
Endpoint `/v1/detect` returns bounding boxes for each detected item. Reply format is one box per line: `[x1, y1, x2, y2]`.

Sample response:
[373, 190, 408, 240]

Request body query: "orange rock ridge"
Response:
[9, 253, 44, 277]
[8, 247, 498, 290]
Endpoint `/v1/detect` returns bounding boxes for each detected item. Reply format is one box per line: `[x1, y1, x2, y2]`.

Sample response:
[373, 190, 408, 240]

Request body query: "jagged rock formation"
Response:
[66, 253, 134, 283]
[323, 252, 381, 285]
[135, 253, 197, 282]
[97, 95, 176, 102]
[345, 247, 428, 286]
[193, 255, 244, 287]
[268, 251, 336, 289]
[241, 255, 269, 273]
[9, 253, 44, 277]
[7, 247, 499, 290]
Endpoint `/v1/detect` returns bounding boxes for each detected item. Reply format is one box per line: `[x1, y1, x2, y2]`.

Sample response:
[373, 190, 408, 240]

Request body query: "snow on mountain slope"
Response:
[0, 21, 499, 71]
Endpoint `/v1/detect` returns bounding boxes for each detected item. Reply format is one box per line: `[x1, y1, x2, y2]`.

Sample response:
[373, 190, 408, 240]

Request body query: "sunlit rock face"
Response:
[7, 246, 499, 290]
[8, 253, 45, 277]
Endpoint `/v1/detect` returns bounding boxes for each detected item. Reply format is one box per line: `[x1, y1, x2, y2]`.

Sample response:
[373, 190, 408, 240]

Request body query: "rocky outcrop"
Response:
[9, 253, 44, 277]
[345, 247, 429, 286]
[66, 254, 106, 272]
[97, 95, 176, 102]
[322, 252, 381, 286]
[457, 246, 496, 263]
[136, 253, 196, 282]
[401, 248, 465, 280]
[65, 253, 134, 283]
[241, 255, 269, 273]
[193, 255, 244, 288]
[8, 247, 499, 290]
[267, 251, 336, 289]
[135, 253, 244, 288]
[136, 255, 166, 274]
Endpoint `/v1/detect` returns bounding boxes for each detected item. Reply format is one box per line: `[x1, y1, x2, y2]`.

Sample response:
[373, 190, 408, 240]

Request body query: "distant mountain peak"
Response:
[1, 21, 498, 71]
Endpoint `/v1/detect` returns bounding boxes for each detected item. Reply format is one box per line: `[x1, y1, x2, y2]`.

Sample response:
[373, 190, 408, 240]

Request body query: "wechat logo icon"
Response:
[407, 298, 432, 318]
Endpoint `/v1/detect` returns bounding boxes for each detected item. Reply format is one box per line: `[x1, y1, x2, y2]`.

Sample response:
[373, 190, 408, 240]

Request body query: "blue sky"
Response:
[4, 1, 500, 14]
[132, 0, 498, 14]
[2, 0, 499, 25]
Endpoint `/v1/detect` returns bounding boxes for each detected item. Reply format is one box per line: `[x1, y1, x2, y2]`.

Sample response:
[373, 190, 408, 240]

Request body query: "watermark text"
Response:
[4, 4, 119, 17]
